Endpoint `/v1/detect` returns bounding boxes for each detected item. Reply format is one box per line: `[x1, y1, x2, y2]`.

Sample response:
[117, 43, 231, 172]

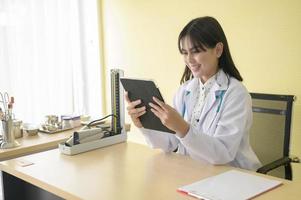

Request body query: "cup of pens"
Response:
[0, 93, 20, 149]
[1, 119, 13, 142]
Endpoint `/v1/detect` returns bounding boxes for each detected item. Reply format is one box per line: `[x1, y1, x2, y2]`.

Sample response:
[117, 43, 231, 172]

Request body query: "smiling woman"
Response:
[102, 0, 301, 180]
[0, 0, 103, 124]
[125, 16, 261, 171]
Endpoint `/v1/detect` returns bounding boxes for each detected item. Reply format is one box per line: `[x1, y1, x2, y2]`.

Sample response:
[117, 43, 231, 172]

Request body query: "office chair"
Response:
[249, 92, 299, 180]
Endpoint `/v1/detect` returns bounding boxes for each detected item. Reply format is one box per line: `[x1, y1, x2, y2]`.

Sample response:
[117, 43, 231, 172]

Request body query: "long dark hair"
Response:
[178, 16, 243, 84]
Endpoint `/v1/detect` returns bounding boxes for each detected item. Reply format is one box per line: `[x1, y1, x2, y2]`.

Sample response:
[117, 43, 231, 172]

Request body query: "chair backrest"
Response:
[249, 93, 295, 179]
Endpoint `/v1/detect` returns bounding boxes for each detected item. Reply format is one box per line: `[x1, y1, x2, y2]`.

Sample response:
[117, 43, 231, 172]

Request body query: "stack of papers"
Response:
[177, 170, 282, 200]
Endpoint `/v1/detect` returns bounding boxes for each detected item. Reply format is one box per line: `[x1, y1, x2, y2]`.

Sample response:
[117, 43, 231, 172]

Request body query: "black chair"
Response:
[249, 92, 299, 180]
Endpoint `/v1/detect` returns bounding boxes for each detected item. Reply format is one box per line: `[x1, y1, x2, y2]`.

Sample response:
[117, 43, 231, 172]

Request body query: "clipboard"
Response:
[120, 78, 175, 134]
[177, 170, 283, 200]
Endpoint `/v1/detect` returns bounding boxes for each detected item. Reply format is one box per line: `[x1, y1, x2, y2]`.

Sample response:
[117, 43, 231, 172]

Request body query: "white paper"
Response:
[178, 170, 282, 200]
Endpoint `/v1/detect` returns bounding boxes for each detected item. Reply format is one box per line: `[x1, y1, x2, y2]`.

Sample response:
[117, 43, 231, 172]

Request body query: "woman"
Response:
[125, 16, 261, 170]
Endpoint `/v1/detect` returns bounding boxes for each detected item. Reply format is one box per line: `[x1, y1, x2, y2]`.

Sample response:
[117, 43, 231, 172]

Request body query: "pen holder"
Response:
[1, 120, 20, 149]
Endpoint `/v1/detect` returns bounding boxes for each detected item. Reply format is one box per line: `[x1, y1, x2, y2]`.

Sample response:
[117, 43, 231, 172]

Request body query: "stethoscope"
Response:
[181, 74, 230, 117]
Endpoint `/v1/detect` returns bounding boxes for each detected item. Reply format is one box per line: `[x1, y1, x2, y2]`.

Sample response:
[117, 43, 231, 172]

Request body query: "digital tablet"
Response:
[120, 78, 175, 134]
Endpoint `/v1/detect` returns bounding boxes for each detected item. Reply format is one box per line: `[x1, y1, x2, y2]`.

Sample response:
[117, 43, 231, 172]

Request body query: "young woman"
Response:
[125, 16, 261, 170]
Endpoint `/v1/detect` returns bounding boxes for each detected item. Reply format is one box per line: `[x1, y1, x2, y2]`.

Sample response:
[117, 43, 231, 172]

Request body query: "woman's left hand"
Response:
[149, 97, 189, 137]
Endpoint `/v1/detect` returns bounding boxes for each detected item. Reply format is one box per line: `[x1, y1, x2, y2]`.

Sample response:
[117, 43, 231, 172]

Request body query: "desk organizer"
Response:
[59, 133, 127, 156]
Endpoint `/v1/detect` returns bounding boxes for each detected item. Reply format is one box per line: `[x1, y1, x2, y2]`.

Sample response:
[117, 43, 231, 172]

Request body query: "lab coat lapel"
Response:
[183, 78, 199, 121]
[199, 70, 229, 122]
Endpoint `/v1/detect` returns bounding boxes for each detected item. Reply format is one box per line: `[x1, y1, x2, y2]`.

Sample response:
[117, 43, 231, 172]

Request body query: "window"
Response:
[0, 0, 103, 124]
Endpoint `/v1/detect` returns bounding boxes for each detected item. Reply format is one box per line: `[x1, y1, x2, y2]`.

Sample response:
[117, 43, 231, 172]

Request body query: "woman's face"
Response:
[180, 36, 222, 82]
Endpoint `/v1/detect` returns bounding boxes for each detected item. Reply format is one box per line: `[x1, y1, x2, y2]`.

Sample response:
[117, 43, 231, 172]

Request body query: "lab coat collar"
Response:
[201, 69, 229, 120]
[183, 69, 230, 122]
[185, 78, 199, 95]
[184, 69, 229, 94]
[215, 69, 229, 91]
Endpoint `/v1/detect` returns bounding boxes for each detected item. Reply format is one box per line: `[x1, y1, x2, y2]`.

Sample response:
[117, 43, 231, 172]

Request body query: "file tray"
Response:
[59, 133, 127, 156]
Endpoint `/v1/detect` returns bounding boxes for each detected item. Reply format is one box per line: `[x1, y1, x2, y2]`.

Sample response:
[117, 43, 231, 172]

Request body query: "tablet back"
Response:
[120, 78, 175, 134]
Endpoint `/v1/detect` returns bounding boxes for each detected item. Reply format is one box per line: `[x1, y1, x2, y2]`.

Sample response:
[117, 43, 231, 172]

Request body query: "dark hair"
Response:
[178, 16, 243, 84]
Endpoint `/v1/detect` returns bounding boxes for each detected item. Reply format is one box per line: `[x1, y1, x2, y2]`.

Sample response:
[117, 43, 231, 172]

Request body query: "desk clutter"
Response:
[0, 91, 92, 149]
[0, 91, 20, 149]
[0, 110, 91, 149]
[39, 115, 82, 134]
[1, 69, 125, 152]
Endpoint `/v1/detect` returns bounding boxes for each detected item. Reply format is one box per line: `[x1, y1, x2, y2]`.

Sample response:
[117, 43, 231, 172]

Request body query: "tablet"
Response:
[120, 78, 175, 134]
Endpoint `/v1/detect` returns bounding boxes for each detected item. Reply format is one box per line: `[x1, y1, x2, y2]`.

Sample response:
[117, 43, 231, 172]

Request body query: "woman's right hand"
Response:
[125, 91, 146, 128]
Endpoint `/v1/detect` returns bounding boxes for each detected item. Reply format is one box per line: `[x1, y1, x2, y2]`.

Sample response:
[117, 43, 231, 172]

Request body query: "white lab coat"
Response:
[139, 70, 261, 171]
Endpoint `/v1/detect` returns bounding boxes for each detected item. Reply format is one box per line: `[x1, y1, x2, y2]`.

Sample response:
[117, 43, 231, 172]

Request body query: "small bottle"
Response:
[62, 117, 73, 129]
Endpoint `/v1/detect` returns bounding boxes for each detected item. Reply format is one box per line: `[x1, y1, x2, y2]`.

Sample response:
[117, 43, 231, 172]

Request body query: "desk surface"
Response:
[0, 123, 130, 161]
[0, 128, 75, 161]
[0, 142, 300, 200]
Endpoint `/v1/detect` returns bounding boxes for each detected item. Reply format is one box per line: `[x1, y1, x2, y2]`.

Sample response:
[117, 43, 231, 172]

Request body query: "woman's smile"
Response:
[189, 64, 201, 72]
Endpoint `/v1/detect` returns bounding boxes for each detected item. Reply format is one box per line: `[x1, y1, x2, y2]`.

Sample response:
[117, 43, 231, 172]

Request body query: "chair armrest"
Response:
[257, 157, 291, 174]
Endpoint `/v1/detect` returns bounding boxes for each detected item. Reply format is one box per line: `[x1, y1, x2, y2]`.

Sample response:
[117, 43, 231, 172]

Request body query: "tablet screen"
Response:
[120, 78, 175, 134]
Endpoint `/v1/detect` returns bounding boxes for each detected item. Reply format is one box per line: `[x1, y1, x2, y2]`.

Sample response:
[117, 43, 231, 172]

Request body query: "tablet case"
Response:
[120, 78, 175, 134]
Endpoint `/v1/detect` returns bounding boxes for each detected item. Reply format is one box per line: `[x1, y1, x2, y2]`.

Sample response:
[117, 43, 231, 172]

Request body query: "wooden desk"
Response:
[0, 128, 76, 161]
[0, 123, 130, 161]
[0, 142, 299, 200]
